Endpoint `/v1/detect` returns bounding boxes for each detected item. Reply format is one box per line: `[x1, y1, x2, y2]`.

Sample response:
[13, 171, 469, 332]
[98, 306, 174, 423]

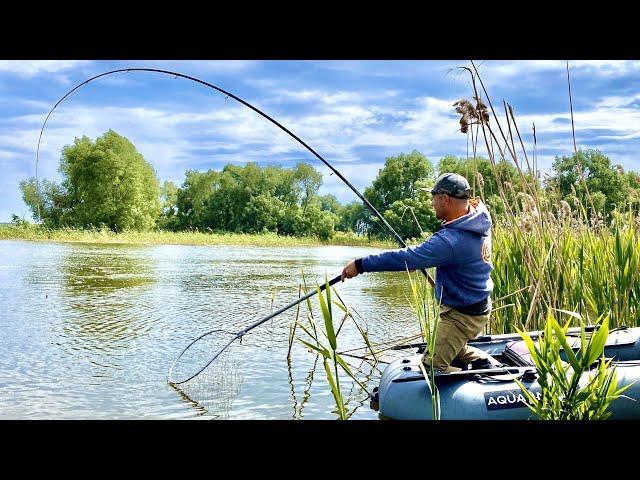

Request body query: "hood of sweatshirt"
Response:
[442, 200, 492, 237]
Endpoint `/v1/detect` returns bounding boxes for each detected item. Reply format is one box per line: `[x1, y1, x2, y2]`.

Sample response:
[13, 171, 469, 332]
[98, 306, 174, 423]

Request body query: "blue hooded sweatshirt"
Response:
[360, 201, 493, 311]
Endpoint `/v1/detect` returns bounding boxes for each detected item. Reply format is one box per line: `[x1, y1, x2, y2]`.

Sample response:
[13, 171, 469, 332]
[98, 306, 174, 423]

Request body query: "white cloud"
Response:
[12, 90, 636, 178]
[465, 60, 640, 91]
[594, 93, 640, 109]
[591, 132, 640, 141]
[476, 60, 565, 77]
[0, 60, 90, 76]
[270, 89, 363, 105]
[172, 60, 257, 74]
[268, 87, 403, 107]
[242, 77, 279, 90]
[400, 96, 460, 135]
[434, 61, 564, 90]
[570, 60, 640, 76]
[320, 60, 462, 79]
[507, 105, 640, 142]
[1, 100, 316, 186]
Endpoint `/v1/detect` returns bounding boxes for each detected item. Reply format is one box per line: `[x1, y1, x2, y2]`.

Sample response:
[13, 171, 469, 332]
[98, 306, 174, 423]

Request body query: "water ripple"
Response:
[1, 240, 416, 419]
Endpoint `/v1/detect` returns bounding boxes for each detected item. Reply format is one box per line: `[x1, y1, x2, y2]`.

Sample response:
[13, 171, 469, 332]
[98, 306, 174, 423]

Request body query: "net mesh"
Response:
[168, 330, 245, 418]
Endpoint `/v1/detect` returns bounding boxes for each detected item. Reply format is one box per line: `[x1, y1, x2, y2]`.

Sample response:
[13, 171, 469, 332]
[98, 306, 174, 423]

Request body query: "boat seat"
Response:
[451, 355, 504, 371]
[503, 340, 535, 366]
[503, 337, 580, 367]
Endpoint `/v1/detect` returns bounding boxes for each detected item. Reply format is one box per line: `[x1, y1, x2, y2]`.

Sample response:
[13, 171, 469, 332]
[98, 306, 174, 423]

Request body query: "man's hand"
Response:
[341, 260, 359, 282]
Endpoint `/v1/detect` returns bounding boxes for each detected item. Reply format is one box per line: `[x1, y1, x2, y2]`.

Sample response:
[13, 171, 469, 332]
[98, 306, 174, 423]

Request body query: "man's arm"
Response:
[341, 234, 453, 281]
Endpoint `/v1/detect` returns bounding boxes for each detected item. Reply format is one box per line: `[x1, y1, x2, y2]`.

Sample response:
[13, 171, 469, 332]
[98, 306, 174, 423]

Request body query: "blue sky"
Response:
[2, 60, 640, 222]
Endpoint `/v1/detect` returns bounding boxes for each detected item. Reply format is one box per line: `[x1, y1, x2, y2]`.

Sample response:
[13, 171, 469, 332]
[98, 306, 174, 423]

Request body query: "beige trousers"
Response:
[422, 304, 492, 373]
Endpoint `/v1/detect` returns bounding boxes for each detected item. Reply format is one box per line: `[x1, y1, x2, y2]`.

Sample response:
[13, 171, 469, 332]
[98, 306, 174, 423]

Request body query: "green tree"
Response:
[169, 162, 327, 236]
[158, 180, 179, 229]
[550, 149, 630, 217]
[293, 204, 338, 240]
[365, 150, 435, 212]
[363, 150, 436, 239]
[293, 163, 322, 211]
[174, 169, 221, 230]
[337, 201, 368, 234]
[20, 177, 73, 228]
[243, 194, 286, 233]
[63, 130, 160, 230]
[20, 130, 160, 231]
[382, 196, 438, 241]
[161, 180, 178, 214]
[317, 194, 343, 215]
[485, 194, 507, 218]
[626, 171, 640, 212]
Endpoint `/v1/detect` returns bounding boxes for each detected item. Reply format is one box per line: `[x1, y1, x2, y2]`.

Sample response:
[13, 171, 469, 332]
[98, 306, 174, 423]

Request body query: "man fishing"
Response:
[341, 172, 497, 372]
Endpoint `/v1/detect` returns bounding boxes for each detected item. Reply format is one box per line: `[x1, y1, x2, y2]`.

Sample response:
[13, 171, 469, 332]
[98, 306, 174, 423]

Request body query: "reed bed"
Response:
[455, 61, 640, 333]
[491, 213, 640, 332]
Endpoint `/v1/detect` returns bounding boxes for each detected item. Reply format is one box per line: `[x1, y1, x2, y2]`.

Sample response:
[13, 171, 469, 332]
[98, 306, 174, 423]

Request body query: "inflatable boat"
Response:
[371, 326, 640, 420]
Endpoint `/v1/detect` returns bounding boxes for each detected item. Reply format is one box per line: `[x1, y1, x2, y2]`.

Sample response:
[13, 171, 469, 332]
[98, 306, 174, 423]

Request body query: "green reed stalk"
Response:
[295, 274, 371, 420]
[513, 312, 633, 420]
[406, 268, 441, 420]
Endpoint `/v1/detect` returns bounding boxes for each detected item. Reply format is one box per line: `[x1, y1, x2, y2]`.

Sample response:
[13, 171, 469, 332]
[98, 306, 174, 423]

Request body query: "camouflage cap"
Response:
[422, 172, 471, 199]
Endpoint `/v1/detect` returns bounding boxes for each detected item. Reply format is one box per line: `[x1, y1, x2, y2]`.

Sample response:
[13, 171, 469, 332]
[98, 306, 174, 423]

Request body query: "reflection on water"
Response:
[60, 246, 157, 353]
[0, 240, 421, 419]
[288, 355, 319, 420]
[63, 246, 155, 291]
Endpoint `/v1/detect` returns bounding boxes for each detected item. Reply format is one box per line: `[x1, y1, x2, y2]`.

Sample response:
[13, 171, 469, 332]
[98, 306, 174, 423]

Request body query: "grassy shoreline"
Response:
[0, 224, 396, 248]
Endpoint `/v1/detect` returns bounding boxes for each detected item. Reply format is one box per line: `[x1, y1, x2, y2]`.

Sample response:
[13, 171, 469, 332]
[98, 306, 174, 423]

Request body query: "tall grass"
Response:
[491, 212, 640, 332]
[0, 223, 396, 248]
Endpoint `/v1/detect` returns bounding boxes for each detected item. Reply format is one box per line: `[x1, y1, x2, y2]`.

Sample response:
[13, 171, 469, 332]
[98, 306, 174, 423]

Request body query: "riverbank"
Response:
[0, 224, 397, 248]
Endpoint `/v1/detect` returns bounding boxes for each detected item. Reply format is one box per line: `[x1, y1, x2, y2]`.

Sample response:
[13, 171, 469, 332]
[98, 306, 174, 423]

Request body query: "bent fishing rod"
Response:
[35, 67, 435, 384]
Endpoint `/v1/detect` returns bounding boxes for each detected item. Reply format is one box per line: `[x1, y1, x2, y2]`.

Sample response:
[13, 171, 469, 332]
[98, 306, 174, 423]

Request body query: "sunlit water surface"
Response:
[0, 240, 424, 419]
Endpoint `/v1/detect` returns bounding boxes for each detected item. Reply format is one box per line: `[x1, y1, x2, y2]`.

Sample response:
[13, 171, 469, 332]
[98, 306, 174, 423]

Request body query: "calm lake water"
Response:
[0, 240, 424, 419]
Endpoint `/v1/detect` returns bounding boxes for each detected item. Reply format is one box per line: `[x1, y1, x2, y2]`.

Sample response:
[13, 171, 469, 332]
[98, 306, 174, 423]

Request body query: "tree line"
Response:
[19, 130, 640, 241]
